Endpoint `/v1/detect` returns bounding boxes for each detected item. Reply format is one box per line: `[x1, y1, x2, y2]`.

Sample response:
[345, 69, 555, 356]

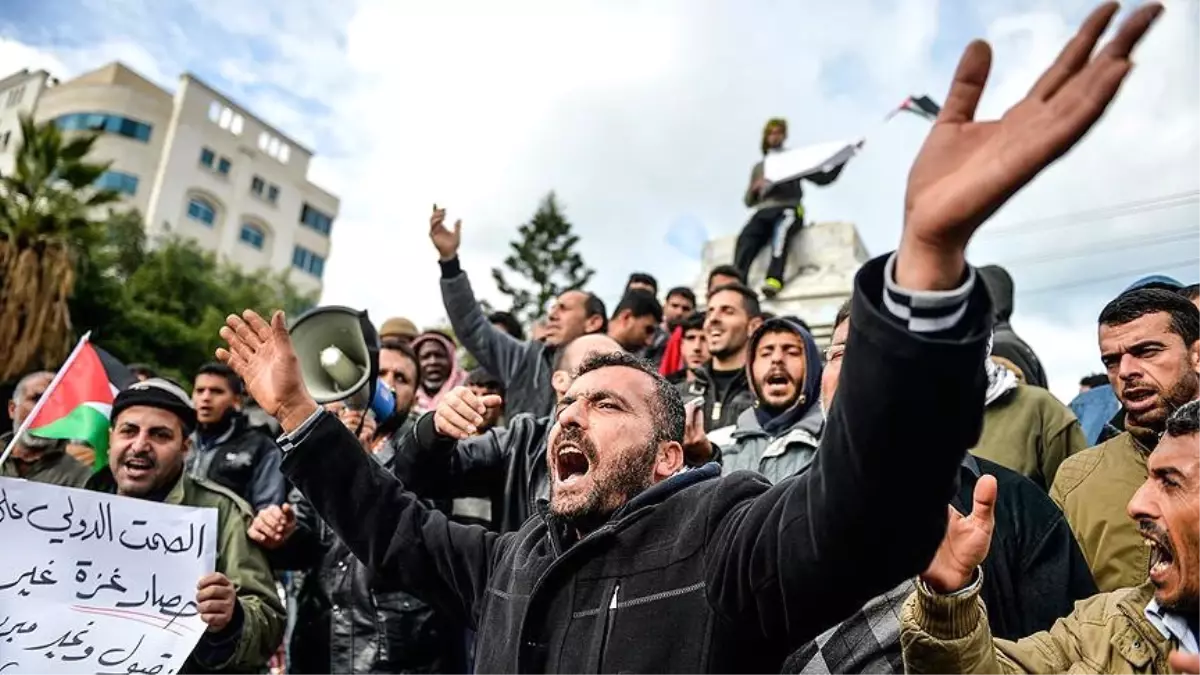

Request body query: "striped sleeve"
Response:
[277, 407, 326, 452]
[881, 253, 976, 334]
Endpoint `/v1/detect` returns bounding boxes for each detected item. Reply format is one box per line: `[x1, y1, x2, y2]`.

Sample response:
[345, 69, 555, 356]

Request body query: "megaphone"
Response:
[289, 306, 396, 421]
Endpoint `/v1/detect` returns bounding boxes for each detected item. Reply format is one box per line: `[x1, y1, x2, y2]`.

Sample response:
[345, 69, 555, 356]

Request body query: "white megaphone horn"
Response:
[288, 306, 396, 420]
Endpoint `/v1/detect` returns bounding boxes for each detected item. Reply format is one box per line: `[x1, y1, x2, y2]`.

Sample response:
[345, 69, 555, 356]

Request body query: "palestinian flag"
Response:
[884, 94, 942, 122]
[26, 334, 135, 472]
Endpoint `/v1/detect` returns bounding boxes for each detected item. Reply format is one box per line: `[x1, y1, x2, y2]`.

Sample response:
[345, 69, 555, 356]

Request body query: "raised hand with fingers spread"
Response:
[429, 206, 462, 262]
[216, 310, 318, 433]
[920, 474, 998, 594]
[897, 1, 1163, 291]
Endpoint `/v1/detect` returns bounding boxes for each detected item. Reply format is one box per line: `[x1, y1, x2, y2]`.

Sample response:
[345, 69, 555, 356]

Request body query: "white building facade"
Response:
[0, 62, 337, 298]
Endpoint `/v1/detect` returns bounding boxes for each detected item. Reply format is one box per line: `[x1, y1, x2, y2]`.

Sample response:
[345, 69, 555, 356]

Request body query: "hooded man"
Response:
[978, 265, 1049, 389]
[411, 330, 468, 414]
[707, 316, 824, 483]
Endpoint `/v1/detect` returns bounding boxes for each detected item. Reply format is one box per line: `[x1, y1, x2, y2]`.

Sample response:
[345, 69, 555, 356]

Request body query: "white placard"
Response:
[0, 477, 217, 674]
[762, 138, 863, 184]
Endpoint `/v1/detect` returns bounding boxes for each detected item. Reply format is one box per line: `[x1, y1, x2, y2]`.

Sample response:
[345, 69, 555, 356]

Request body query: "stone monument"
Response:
[693, 221, 870, 344]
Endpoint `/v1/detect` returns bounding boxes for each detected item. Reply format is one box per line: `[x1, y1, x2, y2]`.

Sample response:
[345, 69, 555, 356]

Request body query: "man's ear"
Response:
[6, 400, 13, 419]
[1190, 340, 1199, 374]
[551, 370, 570, 398]
[748, 315, 764, 337]
[585, 314, 605, 333]
[652, 440, 684, 483]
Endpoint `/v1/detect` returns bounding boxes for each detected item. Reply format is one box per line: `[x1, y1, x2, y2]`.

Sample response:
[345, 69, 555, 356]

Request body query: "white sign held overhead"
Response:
[762, 138, 864, 185]
[0, 477, 217, 675]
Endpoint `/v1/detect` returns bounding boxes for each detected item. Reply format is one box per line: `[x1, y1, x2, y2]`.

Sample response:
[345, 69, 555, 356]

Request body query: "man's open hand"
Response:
[430, 207, 462, 262]
[434, 386, 503, 439]
[899, 2, 1163, 290]
[216, 310, 318, 433]
[921, 474, 997, 593]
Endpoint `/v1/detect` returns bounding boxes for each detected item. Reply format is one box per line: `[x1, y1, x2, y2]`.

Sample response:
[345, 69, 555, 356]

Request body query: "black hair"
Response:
[1079, 373, 1109, 389]
[128, 363, 157, 379]
[488, 310, 526, 341]
[834, 299, 852, 331]
[584, 292, 608, 334]
[681, 311, 706, 333]
[573, 351, 684, 444]
[613, 289, 663, 324]
[707, 282, 761, 319]
[665, 286, 696, 307]
[381, 338, 422, 388]
[195, 362, 243, 395]
[626, 272, 658, 294]
[1098, 288, 1199, 346]
[707, 264, 745, 289]
[1181, 284, 1200, 303]
[466, 368, 504, 394]
[1165, 399, 1200, 438]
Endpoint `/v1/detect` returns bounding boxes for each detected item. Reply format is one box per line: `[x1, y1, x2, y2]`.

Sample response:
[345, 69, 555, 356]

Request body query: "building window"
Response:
[209, 101, 245, 135]
[250, 175, 279, 204]
[186, 197, 217, 226]
[239, 223, 265, 250]
[251, 175, 265, 195]
[230, 114, 244, 136]
[257, 130, 291, 164]
[292, 245, 325, 278]
[55, 112, 152, 142]
[94, 171, 139, 196]
[200, 147, 215, 167]
[299, 203, 334, 236]
[5, 85, 24, 108]
[267, 184, 279, 204]
[217, 157, 231, 176]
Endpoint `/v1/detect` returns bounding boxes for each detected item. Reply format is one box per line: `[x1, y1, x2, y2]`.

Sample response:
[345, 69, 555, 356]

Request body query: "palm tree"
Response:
[0, 114, 120, 380]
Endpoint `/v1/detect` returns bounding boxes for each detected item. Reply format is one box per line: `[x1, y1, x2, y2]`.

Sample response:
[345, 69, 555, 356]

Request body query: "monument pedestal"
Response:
[693, 221, 870, 344]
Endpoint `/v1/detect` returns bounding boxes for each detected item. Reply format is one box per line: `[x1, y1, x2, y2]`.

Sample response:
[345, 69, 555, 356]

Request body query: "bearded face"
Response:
[752, 330, 808, 412]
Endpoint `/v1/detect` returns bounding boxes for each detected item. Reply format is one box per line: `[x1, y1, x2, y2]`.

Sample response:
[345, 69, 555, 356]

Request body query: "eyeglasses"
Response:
[824, 343, 846, 363]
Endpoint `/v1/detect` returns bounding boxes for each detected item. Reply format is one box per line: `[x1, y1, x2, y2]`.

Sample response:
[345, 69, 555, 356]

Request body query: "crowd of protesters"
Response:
[1, 3, 1198, 673]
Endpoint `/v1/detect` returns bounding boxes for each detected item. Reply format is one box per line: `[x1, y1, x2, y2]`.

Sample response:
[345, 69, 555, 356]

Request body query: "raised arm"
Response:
[431, 207, 530, 385]
[217, 309, 502, 627]
[705, 0, 1163, 649]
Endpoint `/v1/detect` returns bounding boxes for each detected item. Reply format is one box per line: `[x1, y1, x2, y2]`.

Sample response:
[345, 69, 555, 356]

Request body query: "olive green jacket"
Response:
[1051, 430, 1153, 592]
[0, 433, 91, 488]
[901, 579, 1175, 674]
[972, 385, 1087, 490]
[87, 468, 285, 673]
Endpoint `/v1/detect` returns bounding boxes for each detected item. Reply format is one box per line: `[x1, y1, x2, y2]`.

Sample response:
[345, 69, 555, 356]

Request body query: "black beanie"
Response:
[110, 378, 197, 435]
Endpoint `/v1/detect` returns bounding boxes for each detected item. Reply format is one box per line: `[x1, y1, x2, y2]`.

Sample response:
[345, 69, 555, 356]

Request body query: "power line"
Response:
[978, 191, 1199, 239]
[1020, 258, 1199, 296]
[991, 228, 1200, 267]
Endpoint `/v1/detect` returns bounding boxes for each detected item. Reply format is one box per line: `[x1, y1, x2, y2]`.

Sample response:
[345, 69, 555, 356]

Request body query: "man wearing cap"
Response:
[85, 378, 285, 673]
[379, 317, 420, 345]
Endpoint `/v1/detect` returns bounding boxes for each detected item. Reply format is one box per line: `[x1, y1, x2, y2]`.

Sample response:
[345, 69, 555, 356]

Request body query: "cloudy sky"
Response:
[3, 0, 1197, 402]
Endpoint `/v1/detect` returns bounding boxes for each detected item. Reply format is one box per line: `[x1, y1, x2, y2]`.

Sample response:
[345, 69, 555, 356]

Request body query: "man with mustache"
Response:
[218, 6, 1161, 669]
[901, 399, 1200, 674]
[412, 330, 468, 413]
[704, 316, 825, 484]
[86, 378, 285, 673]
[0, 370, 90, 486]
[1052, 288, 1199, 592]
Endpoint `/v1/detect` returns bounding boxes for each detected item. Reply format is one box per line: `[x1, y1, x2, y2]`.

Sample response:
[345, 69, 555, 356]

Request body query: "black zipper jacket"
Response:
[280, 255, 993, 673]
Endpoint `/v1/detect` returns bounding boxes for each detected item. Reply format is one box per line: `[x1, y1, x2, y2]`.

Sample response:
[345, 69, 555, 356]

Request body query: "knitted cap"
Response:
[111, 378, 197, 435]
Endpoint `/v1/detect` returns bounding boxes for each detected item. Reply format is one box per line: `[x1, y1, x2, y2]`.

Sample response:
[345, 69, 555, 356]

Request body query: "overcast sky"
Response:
[3, 0, 1197, 402]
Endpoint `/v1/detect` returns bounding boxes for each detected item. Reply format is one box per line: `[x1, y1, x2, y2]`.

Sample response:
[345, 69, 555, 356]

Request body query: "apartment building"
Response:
[0, 62, 337, 298]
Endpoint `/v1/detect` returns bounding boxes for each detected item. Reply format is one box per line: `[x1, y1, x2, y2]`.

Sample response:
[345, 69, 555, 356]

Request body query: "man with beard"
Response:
[430, 207, 607, 420]
[189, 362, 287, 513]
[783, 303, 1095, 674]
[608, 289, 663, 352]
[705, 317, 824, 484]
[1052, 288, 1199, 592]
[681, 283, 761, 432]
[412, 330, 468, 414]
[87, 378, 285, 673]
[0, 370, 90, 486]
[218, 7, 1162, 668]
[901, 399, 1200, 674]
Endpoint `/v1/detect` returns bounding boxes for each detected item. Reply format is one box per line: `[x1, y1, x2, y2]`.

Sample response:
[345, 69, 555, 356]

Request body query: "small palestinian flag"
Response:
[27, 334, 135, 472]
[885, 94, 942, 122]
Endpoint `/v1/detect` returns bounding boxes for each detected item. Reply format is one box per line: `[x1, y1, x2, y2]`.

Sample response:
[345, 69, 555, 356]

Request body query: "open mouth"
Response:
[123, 455, 155, 477]
[555, 445, 591, 485]
[1146, 536, 1175, 580]
[765, 373, 791, 386]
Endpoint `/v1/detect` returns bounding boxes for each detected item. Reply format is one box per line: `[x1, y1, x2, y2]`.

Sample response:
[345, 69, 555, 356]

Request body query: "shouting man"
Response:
[218, 6, 1162, 670]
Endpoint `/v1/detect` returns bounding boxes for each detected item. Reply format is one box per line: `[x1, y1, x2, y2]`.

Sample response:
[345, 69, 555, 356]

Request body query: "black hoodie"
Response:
[979, 265, 1049, 389]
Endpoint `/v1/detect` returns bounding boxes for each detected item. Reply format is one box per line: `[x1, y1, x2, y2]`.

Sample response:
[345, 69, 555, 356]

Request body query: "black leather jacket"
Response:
[278, 444, 466, 674]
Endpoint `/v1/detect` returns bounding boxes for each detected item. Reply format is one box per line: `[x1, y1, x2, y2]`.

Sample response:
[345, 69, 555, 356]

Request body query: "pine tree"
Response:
[491, 192, 594, 325]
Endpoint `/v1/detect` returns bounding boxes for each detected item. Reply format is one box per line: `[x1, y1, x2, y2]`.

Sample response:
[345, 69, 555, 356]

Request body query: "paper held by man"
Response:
[0, 477, 217, 675]
[762, 138, 864, 185]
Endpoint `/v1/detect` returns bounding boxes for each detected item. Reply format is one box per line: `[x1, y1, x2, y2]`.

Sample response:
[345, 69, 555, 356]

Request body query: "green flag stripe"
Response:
[31, 404, 111, 453]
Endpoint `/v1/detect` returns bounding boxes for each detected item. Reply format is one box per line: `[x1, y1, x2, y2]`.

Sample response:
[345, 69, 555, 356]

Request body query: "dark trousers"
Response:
[733, 205, 803, 282]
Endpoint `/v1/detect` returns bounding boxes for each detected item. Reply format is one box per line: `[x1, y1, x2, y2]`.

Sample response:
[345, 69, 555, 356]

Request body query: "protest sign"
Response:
[0, 477, 217, 674]
[762, 138, 863, 185]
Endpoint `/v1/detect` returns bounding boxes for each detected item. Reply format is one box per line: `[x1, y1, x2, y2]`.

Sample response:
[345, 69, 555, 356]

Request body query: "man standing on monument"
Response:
[735, 118, 848, 298]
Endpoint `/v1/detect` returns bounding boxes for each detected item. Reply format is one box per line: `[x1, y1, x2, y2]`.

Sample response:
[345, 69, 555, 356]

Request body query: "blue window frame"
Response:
[299, 203, 333, 236]
[55, 112, 152, 142]
[239, 223, 265, 249]
[217, 157, 231, 175]
[200, 147, 215, 167]
[186, 197, 217, 226]
[292, 245, 325, 278]
[94, 171, 139, 196]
